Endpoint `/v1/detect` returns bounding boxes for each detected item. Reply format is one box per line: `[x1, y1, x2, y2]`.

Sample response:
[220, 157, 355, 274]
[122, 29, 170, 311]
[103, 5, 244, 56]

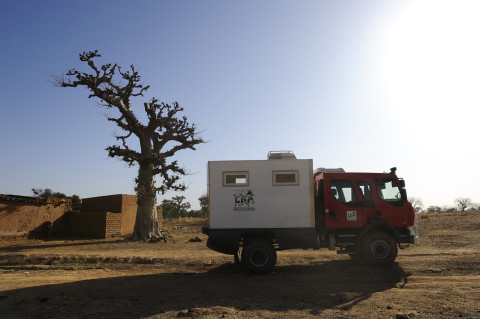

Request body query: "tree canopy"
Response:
[454, 197, 472, 212]
[53, 51, 204, 241]
[32, 188, 82, 210]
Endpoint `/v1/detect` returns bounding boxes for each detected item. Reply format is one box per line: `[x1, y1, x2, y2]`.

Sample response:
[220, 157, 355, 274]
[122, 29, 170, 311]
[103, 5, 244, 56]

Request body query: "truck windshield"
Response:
[375, 179, 402, 204]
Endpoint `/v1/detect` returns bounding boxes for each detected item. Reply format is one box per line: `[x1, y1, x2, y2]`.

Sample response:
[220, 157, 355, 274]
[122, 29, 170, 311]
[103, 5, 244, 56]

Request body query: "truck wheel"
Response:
[361, 231, 397, 266]
[242, 239, 277, 274]
[234, 248, 241, 264]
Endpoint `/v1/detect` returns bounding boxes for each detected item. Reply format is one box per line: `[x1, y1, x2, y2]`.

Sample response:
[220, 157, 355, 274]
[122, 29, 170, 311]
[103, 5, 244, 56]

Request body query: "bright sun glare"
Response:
[377, 0, 480, 128]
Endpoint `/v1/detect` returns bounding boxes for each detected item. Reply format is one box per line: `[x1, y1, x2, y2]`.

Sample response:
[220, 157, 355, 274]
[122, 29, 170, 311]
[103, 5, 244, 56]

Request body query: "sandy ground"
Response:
[0, 213, 479, 319]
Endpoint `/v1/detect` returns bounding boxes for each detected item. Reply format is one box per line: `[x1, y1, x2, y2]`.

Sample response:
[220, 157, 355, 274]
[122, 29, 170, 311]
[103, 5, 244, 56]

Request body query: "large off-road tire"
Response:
[361, 231, 398, 266]
[242, 239, 277, 274]
[234, 248, 241, 264]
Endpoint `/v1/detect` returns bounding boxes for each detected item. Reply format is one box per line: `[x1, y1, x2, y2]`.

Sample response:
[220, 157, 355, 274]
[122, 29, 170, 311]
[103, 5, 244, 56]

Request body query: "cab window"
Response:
[375, 179, 402, 204]
[357, 181, 372, 201]
[330, 180, 357, 204]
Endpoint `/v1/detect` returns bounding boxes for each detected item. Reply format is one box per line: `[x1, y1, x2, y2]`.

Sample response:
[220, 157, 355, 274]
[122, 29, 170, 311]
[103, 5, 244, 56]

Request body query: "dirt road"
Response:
[1, 213, 479, 318]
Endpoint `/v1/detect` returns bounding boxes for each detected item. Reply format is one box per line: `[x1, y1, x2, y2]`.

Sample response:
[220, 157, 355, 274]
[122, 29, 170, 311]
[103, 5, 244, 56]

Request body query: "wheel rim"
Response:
[370, 240, 390, 259]
[250, 248, 268, 267]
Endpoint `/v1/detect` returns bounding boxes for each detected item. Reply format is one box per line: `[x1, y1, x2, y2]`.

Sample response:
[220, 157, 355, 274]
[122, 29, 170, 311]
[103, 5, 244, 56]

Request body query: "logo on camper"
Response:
[233, 190, 255, 211]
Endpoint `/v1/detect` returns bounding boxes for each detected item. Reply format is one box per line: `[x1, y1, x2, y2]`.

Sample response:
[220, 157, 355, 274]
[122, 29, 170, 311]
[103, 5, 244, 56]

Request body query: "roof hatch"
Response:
[267, 151, 296, 160]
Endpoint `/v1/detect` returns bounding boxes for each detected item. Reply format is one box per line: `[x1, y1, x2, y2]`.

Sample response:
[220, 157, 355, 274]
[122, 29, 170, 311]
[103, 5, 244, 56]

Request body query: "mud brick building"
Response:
[0, 194, 140, 238]
[0, 194, 71, 237]
[68, 194, 138, 238]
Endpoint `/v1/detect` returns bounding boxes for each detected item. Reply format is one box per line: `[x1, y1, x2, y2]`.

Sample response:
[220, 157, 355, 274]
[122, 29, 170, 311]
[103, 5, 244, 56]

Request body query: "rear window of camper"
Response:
[273, 170, 299, 186]
[223, 172, 249, 186]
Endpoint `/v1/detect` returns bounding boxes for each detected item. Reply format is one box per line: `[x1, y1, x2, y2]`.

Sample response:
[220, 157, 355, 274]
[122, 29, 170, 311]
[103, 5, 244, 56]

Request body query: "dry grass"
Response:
[420, 210, 480, 220]
[163, 217, 207, 226]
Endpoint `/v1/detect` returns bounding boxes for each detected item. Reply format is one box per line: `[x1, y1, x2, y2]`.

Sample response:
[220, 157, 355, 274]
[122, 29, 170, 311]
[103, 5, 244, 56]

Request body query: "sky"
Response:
[1, 0, 479, 210]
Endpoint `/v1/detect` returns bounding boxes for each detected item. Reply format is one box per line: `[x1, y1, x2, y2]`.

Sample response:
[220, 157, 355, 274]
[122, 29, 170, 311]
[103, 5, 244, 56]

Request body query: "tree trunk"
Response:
[131, 162, 164, 241]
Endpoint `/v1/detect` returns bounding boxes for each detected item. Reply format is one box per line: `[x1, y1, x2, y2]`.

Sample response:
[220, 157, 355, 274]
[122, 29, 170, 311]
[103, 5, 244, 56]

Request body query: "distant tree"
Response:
[32, 188, 81, 209]
[32, 188, 53, 199]
[427, 206, 442, 213]
[171, 195, 191, 219]
[443, 206, 456, 213]
[53, 51, 204, 241]
[409, 197, 424, 213]
[52, 191, 67, 198]
[71, 194, 82, 210]
[161, 199, 176, 219]
[454, 197, 472, 212]
[32, 188, 67, 199]
[184, 209, 200, 218]
[161, 196, 191, 219]
[198, 194, 208, 218]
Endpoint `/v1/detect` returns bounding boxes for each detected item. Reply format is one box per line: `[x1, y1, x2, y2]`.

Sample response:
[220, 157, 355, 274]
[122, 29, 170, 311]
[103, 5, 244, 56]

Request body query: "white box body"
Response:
[208, 159, 314, 229]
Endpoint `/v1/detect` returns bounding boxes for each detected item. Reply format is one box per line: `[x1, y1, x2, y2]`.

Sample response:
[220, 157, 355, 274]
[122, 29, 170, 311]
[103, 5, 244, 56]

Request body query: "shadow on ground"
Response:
[0, 238, 130, 253]
[0, 260, 408, 318]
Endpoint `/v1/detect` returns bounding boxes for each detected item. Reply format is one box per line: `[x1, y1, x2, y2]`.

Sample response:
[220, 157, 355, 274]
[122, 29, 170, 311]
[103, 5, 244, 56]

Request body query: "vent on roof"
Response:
[267, 151, 296, 160]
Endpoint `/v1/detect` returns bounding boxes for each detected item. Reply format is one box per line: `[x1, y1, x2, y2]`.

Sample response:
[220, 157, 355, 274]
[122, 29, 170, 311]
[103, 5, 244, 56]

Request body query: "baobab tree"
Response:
[454, 197, 472, 212]
[163, 195, 191, 219]
[53, 50, 204, 241]
[171, 195, 191, 219]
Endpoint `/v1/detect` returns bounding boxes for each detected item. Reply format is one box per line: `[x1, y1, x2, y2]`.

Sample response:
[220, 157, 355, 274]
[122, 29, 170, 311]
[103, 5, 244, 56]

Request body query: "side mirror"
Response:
[400, 189, 408, 201]
[398, 179, 405, 188]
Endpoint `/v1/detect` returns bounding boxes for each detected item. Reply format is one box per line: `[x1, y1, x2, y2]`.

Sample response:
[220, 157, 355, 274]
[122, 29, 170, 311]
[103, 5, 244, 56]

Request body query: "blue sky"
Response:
[1, 0, 479, 210]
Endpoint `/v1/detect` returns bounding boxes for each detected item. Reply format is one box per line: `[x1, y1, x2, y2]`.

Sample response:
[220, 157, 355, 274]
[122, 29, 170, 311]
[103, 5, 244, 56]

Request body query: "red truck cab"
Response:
[314, 167, 417, 265]
[316, 168, 414, 230]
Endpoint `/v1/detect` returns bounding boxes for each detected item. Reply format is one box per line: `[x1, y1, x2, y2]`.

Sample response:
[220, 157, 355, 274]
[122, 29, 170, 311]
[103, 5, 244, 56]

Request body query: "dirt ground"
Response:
[1, 213, 479, 319]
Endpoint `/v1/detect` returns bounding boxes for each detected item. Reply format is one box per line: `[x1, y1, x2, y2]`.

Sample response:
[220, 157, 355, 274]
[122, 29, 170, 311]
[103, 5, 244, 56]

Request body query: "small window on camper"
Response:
[223, 172, 249, 187]
[273, 170, 299, 186]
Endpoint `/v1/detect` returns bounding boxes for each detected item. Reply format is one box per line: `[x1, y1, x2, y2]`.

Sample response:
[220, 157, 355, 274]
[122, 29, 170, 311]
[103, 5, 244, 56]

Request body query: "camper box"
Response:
[208, 155, 314, 230]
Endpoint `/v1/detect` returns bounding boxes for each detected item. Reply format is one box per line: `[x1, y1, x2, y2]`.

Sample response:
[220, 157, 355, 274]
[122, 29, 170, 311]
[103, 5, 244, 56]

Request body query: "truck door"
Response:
[324, 179, 365, 229]
[356, 180, 376, 219]
[373, 178, 410, 227]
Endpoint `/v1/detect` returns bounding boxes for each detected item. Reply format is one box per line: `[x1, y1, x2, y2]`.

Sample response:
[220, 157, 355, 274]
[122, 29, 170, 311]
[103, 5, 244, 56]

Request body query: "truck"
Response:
[202, 151, 420, 274]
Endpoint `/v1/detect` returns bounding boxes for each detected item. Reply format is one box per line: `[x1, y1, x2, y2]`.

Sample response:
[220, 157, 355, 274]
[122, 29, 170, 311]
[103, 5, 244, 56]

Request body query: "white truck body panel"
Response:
[208, 158, 314, 229]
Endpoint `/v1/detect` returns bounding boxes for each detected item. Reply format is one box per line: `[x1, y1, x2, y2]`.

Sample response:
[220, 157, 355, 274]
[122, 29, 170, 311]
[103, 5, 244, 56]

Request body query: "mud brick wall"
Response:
[119, 195, 137, 235]
[61, 211, 123, 238]
[1, 194, 138, 238]
[66, 211, 108, 238]
[81, 194, 137, 236]
[106, 212, 122, 237]
[81, 194, 123, 213]
[0, 195, 71, 237]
